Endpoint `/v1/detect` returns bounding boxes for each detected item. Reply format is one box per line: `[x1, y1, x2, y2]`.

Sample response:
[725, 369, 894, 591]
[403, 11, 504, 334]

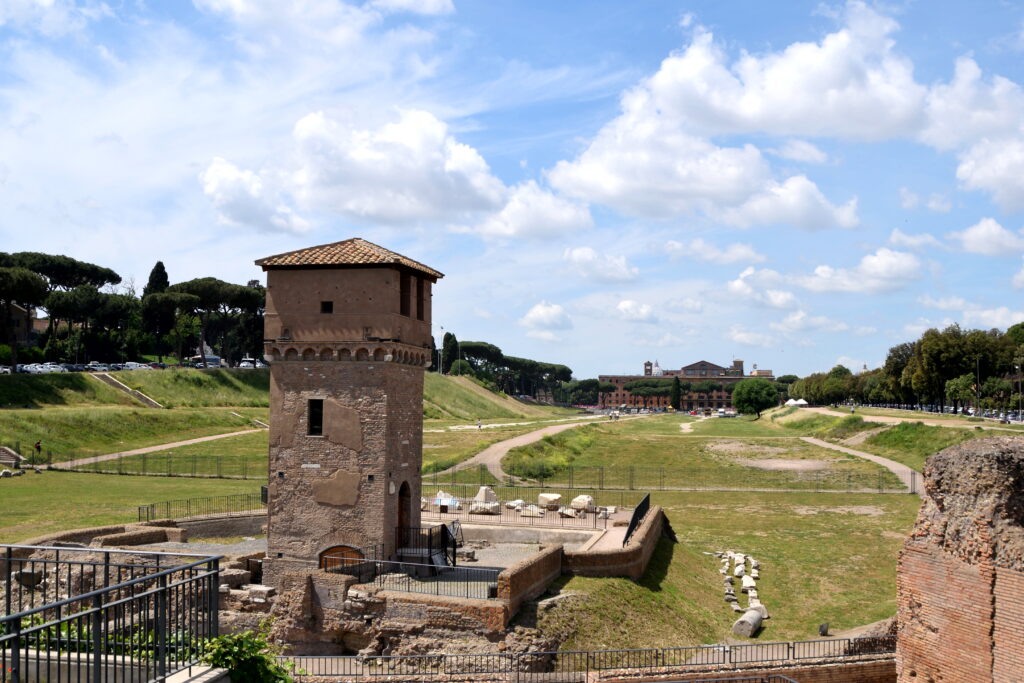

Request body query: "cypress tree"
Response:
[143, 261, 169, 298]
[670, 376, 681, 410]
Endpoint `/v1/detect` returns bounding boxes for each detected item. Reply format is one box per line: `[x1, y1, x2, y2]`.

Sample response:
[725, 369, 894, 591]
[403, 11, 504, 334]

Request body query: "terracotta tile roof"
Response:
[256, 238, 443, 279]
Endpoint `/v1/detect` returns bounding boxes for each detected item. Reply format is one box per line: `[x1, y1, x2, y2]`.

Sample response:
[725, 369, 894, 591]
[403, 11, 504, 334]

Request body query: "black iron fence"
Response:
[66, 452, 264, 480]
[622, 493, 650, 547]
[279, 635, 894, 679]
[137, 492, 265, 522]
[1, 544, 220, 683]
[321, 557, 500, 600]
[396, 525, 457, 566]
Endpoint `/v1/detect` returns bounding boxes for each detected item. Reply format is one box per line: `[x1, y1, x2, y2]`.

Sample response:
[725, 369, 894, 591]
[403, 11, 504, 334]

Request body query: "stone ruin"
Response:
[897, 435, 1024, 682]
[706, 550, 769, 637]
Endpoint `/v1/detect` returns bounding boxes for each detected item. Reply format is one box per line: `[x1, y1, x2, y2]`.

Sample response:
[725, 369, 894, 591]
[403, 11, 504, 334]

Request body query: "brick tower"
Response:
[255, 238, 443, 584]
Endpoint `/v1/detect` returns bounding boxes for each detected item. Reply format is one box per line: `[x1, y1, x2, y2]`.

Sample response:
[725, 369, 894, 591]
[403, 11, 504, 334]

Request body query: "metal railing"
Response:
[68, 452, 264, 480]
[621, 493, 650, 547]
[396, 526, 457, 567]
[279, 635, 895, 679]
[138, 492, 265, 522]
[2, 544, 220, 682]
[321, 557, 500, 600]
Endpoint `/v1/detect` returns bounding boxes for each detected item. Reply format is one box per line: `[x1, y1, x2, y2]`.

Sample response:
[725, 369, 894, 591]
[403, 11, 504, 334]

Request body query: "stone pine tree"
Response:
[670, 376, 681, 410]
[732, 378, 778, 419]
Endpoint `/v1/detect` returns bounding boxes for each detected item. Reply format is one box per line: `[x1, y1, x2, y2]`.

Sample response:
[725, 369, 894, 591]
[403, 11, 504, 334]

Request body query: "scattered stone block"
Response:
[732, 609, 764, 637]
[559, 507, 581, 518]
[597, 510, 610, 519]
[570, 494, 594, 511]
[751, 569, 760, 580]
[0, 470, 11, 478]
[14, 570, 43, 588]
[506, 499, 525, 509]
[520, 505, 544, 518]
[469, 502, 500, 515]
[733, 564, 746, 577]
[219, 568, 251, 589]
[473, 486, 498, 503]
[741, 575, 756, 590]
[538, 493, 562, 510]
[248, 584, 276, 603]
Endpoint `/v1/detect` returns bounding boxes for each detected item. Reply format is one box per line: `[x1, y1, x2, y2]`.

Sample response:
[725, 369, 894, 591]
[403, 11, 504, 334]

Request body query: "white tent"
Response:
[784, 398, 798, 406]
[794, 398, 809, 406]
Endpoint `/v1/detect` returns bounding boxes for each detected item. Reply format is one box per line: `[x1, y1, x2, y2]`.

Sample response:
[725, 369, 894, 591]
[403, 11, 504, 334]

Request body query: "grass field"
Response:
[423, 374, 577, 421]
[501, 417, 903, 491]
[533, 489, 920, 650]
[0, 471, 256, 543]
[0, 373, 138, 409]
[856, 422, 980, 471]
[0, 406, 257, 462]
[85, 429, 270, 478]
[114, 368, 271, 408]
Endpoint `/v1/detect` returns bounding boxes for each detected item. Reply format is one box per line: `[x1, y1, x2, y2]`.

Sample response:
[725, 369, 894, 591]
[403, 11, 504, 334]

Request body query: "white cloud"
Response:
[665, 238, 766, 264]
[475, 181, 592, 239]
[770, 310, 848, 333]
[955, 138, 1024, 211]
[716, 175, 858, 230]
[947, 218, 1024, 256]
[563, 246, 638, 282]
[797, 248, 921, 293]
[290, 109, 505, 223]
[888, 228, 942, 250]
[726, 267, 796, 308]
[926, 193, 952, 213]
[369, 0, 454, 15]
[963, 307, 1024, 329]
[616, 299, 657, 323]
[899, 187, 919, 209]
[918, 295, 974, 311]
[519, 301, 572, 331]
[200, 157, 309, 233]
[728, 325, 775, 347]
[0, 0, 108, 37]
[770, 139, 828, 164]
[627, 4, 925, 140]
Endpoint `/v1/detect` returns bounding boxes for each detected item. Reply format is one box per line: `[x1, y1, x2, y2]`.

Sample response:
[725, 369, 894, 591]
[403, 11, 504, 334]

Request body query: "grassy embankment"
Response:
[0, 470, 257, 543]
[502, 414, 902, 490]
[534, 489, 920, 649]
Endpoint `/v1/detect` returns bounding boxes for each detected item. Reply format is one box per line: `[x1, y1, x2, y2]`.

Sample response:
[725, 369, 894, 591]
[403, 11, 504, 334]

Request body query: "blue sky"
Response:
[2, 1, 1024, 379]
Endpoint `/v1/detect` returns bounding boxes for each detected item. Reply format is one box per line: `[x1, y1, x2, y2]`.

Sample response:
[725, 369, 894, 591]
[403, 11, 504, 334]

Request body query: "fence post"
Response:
[629, 467, 635, 490]
[167, 451, 172, 476]
[92, 594, 104, 682]
[157, 573, 168, 677]
[599, 467, 604, 490]
[4, 547, 11, 618]
[242, 456, 247, 479]
[11, 613, 21, 683]
[142, 452, 147, 475]
[569, 467, 574, 489]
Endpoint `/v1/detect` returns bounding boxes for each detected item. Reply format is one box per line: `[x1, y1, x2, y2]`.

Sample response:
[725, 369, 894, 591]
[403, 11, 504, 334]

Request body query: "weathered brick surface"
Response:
[564, 507, 665, 579]
[381, 592, 507, 633]
[264, 359, 424, 574]
[498, 543, 563, 615]
[599, 658, 895, 682]
[896, 436, 1024, 683]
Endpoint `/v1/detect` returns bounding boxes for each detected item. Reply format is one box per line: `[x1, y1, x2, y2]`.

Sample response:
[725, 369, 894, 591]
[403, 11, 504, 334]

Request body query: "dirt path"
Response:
[800, 436, 921, 496]
[53, 429, 263, 469]
[842, 426, 888, 446]
[804, 406, 1021, 433]
[439, 416, 645, 482]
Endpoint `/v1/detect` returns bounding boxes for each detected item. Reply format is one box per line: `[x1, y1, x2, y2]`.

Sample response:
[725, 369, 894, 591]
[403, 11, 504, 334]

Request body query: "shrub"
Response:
[202, 620, 295, 682]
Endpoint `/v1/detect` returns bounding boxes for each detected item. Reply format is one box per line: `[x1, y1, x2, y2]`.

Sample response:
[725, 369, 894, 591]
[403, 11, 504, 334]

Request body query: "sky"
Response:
[2, 0, 1024, 379]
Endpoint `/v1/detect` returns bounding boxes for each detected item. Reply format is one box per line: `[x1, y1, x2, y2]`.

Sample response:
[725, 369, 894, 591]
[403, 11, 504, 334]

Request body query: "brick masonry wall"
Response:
[896, 543, 994, 682]
[381, 592, 508, 633]
[992, 566, 1024, 679]
[497, 543, 563, 615]
[599, 658, 895, 682]
[563, 507, 664, 579]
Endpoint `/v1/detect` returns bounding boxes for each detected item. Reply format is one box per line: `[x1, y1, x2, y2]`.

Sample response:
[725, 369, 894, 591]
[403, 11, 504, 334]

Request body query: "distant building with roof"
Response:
[599, 359, 775, 411]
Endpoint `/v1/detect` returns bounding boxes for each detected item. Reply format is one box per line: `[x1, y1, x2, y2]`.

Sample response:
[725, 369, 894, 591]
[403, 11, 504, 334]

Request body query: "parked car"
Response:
[0, 366, 11, 374]
[123, 362, 151, 371]
[86, 362, 110, 372]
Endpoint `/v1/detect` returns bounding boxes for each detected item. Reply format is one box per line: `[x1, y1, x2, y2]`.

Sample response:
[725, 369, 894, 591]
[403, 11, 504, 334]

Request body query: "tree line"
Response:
[438, 332, 573, 399]
[0, 252, 264, 367]
[788, 322, 1024, 412]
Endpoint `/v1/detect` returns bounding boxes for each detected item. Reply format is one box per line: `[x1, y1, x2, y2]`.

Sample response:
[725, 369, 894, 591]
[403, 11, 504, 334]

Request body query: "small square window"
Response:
[320, 301, 333, 314]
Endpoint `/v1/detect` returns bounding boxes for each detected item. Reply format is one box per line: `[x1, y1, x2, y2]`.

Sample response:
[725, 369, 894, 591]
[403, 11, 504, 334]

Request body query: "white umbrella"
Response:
[795, 398, 809, 406]
[785, 398, 798, 406]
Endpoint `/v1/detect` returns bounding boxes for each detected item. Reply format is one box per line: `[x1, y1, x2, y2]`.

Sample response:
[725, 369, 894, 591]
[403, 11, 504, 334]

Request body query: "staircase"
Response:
[88, 373, 165, 409]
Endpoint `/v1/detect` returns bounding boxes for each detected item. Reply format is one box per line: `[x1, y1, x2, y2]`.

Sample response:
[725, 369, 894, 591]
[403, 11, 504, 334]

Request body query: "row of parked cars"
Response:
[1, 358, 269, 374]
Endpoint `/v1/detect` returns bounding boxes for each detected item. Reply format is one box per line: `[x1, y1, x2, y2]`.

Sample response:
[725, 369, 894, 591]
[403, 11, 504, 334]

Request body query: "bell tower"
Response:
[256, 238, 443, 584]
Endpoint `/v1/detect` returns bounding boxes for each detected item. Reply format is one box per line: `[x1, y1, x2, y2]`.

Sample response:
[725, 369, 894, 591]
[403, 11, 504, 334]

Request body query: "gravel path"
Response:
[53, 429, 263, 469]
[800, 436, 921, 496]
[804, 406, 1021, 432]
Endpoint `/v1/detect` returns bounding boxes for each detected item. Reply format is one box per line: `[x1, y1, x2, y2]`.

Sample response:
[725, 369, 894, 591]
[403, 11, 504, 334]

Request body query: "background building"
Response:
[599, 359, 775, 411]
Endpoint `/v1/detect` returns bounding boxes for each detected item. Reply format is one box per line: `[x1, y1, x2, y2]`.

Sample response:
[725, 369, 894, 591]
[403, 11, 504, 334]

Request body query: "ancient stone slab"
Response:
[570, 495, 594, 511]
[474, 486, 498, 503]
[469, 502, 500, 515]
[538, 493, 562, 509]
[311, 469, 361, 507]
[324, 399, 363, 450]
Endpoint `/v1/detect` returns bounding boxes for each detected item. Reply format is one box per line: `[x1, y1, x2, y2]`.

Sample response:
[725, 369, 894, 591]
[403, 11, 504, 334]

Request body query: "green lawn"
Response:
[532, 489, 921, 650]
[502, 420, 903, 491]
[856, 422, 982, 471]
[115, 368, 271, 408]
[87, 429, 270, 478]
[0, 373, 138, 409]
[0, 471, 256, 543]
[0, 406, 256, 462]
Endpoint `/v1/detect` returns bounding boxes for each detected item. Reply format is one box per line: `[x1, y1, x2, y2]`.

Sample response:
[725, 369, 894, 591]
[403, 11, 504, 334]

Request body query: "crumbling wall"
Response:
[564, 507, 665, 579]
[498, 543, 563, 615]
[897, 436, 1024, 682]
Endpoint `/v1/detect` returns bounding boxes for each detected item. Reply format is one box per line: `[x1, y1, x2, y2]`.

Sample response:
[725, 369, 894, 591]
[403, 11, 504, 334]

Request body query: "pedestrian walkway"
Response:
[53, 429, 263, 470]
[800, 436, 920, 496]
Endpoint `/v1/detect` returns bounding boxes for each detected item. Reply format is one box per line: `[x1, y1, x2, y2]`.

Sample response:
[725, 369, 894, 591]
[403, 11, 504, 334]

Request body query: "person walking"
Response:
[33, 440, 42, 461]
[476, 419, 482, 430]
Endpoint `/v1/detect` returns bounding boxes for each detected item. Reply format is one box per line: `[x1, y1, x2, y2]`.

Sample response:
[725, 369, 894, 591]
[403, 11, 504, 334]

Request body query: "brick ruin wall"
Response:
[897, 436, 1024, 683]
[564, 506, 666, 579]
[498, 543, 564, 616]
